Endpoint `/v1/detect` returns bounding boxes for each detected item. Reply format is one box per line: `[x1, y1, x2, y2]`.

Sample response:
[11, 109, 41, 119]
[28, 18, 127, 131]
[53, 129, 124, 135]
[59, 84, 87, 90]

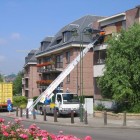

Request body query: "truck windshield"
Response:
[62, 94, 79, 104]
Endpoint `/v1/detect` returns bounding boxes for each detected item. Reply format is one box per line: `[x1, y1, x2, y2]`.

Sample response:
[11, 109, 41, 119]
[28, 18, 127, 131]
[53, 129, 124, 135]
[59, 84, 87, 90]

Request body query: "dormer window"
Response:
[63, 31, 71, 43]
[56, 39, 62, 44]
[40, 41, 50, 51]
[56, 36, 62, 44]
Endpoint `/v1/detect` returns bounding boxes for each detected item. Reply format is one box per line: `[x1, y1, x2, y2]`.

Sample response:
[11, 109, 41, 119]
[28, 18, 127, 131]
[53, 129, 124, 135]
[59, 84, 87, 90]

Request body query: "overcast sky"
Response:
[0, 0, 140, 75]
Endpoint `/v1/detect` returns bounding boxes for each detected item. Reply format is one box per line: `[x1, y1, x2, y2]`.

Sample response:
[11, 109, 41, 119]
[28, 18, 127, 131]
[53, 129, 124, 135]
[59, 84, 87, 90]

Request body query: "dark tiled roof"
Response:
[36, 15, 104, 56]
[41, 36, 54, 43]
[25, 49, 37, 65]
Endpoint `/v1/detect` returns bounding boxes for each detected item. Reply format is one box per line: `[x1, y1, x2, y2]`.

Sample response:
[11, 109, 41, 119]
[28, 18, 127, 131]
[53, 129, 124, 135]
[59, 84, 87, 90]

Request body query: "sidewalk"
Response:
[0, 110, 140, 129]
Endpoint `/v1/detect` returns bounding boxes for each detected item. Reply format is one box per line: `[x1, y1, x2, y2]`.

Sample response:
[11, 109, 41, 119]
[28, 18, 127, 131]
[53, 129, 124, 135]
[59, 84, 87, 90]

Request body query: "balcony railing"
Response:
[56, 62, 63, 68]
[22, 78, 25, 85]
[38, 68, 63, 73]
[37, 85, 48, 89]
[24, 73, 29, 78]
[97, 59, 105, 64]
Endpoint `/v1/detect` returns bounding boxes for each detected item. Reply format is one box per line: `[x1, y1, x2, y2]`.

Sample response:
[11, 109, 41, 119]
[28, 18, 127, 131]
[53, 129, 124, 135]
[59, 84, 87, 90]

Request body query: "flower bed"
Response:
[0, 118, 92, 140]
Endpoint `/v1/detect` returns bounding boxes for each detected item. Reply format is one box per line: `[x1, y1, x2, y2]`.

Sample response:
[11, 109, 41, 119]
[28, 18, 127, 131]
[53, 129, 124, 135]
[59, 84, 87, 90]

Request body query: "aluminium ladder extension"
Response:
[28, 32, 104, 111]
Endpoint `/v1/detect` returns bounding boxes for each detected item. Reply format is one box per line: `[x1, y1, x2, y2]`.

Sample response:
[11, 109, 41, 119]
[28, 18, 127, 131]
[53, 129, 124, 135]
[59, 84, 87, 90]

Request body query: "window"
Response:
[56, 54, 63, 68]
[44, 75, 50, 80]
[94, 50, 106, 65]
[56, 39, 62, 44]
[66, 74, 70, 83]
[63, 31, 71, 42]
[43, 57, 51, 62]
[57, 95, 62, 102]
[66, 51, 70, 63]
[94, 77, 101, 96]
[122, 21, 126, 30]
[25, 90, 28, 98]
[62, 94, 79, 104]
[37, 59, 42, 64]
[41, 42, 49, 51]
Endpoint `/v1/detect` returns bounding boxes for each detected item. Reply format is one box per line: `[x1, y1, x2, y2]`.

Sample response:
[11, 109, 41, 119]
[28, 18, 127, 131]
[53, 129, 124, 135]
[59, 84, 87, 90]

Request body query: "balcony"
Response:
[36, 61, 54, 67]
[22, 78, 25, 85]
[37, 62, 63, 73]
[38, 67, 63, 73]
[24, 73, 29, 78]
[36, 80, 53, 85]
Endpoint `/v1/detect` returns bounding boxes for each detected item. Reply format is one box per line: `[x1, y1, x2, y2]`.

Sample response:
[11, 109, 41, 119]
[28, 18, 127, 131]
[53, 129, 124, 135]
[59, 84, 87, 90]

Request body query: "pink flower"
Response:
[19, 134, 28, 139]
[3, 131, 9, 137]
[0, 118, 5, 123]
[42, 138, 47, 140]
[29, 124, 37, 131]
[84, 136, 92, 140]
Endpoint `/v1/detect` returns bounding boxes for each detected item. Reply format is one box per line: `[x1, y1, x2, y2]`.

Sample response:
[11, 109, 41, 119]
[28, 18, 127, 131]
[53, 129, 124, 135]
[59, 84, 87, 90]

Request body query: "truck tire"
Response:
[39, 107, 44, 115]
[40, 110, 44, 115]
[56, 110, 60, 117]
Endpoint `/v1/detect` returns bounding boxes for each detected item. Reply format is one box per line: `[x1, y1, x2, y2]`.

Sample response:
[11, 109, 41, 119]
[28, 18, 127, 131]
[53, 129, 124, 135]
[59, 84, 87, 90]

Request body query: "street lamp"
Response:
[71, 27, 94, 122]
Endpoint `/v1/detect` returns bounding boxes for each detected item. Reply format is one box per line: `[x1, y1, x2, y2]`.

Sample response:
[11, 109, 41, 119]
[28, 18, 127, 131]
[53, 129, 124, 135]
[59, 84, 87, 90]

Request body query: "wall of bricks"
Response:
[27, 65, 40, 98]
[126, 7, 139, 29]
[63, 47, 94, 96]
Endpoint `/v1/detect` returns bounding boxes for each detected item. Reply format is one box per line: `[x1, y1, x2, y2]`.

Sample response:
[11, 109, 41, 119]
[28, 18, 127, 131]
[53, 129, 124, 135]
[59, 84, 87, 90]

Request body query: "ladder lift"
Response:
[28, 29, 105, 111]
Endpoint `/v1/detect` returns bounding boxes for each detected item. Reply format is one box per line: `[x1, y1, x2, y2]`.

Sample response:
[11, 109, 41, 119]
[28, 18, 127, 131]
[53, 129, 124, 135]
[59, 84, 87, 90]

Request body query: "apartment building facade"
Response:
[35, 15, 104, 98]
[93, 5, 140, 100]
[22, 6, 139, 100]
[22, 50, 40, 98]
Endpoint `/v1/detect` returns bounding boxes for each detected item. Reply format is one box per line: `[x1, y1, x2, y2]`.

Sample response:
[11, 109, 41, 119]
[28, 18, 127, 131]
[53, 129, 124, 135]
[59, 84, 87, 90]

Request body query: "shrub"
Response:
[130, 103, 140, 113]
[13, 96, 27, 108]
[94, 103, 105, 111]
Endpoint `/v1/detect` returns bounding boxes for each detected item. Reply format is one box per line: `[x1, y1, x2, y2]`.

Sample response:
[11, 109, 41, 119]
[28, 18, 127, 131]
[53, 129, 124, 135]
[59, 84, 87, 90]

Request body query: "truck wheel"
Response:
[57, 111, 60, 117]
[40, 110, 44, 115]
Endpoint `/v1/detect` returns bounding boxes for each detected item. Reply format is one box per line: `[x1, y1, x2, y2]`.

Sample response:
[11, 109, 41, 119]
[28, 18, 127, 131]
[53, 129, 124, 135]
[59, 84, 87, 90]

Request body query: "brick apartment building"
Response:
[22, 6, 140, 100]
[22, 50, 40, 98]
[93, 5, 140, 100]
[35, 15, 104, 98]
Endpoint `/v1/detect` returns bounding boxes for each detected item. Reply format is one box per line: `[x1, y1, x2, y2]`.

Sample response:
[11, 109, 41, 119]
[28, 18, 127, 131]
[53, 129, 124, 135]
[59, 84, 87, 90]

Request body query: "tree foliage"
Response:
[98, 24, 140, 111]
[0, 74, 3, 82]
[13, 71, 23, 96]
[13, 96, 27, 108]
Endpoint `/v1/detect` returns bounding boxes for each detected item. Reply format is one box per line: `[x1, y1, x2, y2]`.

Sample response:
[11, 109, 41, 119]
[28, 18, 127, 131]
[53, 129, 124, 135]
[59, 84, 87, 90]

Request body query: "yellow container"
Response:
[0, 83, 13, 105]
[50, 103, 55, 108]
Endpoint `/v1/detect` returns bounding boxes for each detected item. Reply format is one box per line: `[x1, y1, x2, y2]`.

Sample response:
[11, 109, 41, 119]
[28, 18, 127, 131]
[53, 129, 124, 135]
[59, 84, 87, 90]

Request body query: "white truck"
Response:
[39, 92, 80, 116]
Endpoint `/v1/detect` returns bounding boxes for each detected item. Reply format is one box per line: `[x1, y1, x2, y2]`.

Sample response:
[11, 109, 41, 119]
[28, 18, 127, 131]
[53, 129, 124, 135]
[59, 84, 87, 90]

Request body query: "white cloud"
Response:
[0, 38, 7, 45]
[0, 55, 6, 62]
[10, 33, 21, 40]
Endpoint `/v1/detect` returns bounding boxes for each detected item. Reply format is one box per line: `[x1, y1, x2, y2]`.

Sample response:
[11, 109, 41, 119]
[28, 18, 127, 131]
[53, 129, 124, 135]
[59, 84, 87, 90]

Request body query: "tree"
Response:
[13, 96, 27, 108]
[13, 71, 23, 96]
[0, 74, 3, 82]
[98, 24, 140, 112]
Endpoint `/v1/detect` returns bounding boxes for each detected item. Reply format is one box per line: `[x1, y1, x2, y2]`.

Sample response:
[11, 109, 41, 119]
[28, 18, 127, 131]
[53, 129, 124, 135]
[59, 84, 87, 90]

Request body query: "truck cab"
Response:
[39, 92, 80, 116]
